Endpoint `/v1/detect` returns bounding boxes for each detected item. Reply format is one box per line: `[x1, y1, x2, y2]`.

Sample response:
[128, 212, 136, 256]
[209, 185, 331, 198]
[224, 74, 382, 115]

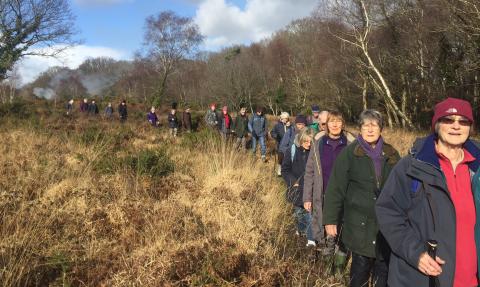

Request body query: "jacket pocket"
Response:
[342, 210, 367, 252]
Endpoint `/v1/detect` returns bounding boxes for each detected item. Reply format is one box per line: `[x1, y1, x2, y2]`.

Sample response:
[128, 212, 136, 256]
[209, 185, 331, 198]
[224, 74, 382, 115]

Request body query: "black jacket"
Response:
[168, 113, 179, 128]
[271, 121, 292, 145]
[282, 144, 310, 207]
[376, 135, 480, 286]
[118, 104, 127, 119]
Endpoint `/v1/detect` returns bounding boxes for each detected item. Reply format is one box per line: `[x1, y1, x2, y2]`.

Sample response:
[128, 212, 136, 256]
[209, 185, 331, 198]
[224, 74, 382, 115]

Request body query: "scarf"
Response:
[357, 135, 384, 180]
[224, 114, 230, 129]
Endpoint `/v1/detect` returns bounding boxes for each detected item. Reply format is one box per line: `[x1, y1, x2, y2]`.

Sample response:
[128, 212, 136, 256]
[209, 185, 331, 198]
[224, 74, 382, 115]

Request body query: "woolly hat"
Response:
[432, 97, 473, 130]
[295, 115, 307, 125]
[311, 105, 320, 113]
[256, 106, 264, 113]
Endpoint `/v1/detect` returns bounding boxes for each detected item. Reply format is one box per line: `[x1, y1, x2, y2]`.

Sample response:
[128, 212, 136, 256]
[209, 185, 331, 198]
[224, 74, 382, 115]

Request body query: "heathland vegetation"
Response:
[0, 101, 422, 286]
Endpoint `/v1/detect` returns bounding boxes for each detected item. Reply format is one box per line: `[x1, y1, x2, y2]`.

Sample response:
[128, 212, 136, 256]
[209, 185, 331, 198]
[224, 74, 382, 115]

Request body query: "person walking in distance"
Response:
[219, 106, 232, 140]
[232, 107, 249, 150]
[271, 112, 292, 176]
[118, 100, 128, 122]
[248, 107, 268, 162]
[205, 103, 219, 129]
[147, 106, 159, 127]
[104, 102, 113, 120]
[168, 107, 179, 137]
[183, 107, 193, 133]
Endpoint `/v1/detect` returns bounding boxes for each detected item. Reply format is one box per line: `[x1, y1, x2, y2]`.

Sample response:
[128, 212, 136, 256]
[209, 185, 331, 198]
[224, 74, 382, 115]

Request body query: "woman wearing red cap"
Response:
[376, 97, 480, 286]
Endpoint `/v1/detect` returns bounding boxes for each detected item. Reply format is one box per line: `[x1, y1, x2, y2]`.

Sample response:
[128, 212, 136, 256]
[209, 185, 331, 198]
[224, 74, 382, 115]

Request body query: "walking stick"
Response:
[427, 240, 439, 287]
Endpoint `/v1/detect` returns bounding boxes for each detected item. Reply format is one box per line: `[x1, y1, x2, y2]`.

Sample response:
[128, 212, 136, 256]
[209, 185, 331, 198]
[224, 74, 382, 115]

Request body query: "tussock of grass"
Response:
[0, 115, 426, 286]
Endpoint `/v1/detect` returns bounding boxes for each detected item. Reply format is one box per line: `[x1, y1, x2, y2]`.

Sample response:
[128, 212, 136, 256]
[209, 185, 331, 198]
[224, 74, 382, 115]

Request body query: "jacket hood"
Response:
[314, 130, 356, 142]
[411, 134, 480, 171]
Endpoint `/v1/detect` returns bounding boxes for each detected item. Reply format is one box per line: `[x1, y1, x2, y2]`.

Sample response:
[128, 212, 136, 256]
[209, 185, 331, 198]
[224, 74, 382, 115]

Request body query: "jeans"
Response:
[294, 206, 314, 241]
[350, 252, 388, 287]
[252, 135, 266, 156]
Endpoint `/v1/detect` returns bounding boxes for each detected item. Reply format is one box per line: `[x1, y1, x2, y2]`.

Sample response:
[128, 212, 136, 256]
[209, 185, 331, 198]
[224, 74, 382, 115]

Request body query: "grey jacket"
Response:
[303, 131, 355, 241]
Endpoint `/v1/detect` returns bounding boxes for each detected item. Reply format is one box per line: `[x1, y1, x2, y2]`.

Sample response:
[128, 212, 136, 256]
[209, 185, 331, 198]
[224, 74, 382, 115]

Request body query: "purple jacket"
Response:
[80, 102, 88, 112]
[147, 112, 158, 126]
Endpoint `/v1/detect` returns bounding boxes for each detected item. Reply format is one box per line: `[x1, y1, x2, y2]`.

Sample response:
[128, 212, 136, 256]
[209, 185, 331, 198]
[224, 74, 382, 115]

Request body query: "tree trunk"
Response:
[385, 101, 393, 128]
[362, 76, 368, 110]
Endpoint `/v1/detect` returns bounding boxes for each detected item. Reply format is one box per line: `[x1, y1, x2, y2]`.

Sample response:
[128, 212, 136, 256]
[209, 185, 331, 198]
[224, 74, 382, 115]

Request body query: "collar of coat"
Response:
[353, 139, 399, 165]
[314, 130, 356, 142]
[410, 134, 480, 171]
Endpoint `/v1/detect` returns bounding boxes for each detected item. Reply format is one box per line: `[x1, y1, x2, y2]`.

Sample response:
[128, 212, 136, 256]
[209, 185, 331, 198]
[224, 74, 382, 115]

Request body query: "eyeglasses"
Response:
[361, 123, 380, 130]
[438, 117, 472, 126]
[320, 123, 327, 126]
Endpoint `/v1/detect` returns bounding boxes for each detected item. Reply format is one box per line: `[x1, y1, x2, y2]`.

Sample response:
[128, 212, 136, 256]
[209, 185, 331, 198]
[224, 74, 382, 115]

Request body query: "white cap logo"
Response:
[446, 108, 458, 113]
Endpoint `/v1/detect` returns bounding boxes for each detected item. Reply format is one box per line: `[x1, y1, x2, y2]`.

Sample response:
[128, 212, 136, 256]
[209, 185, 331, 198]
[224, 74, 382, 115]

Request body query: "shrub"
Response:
[125, 148, 174, 177]
[76, 126, 105, 145]
[0, 101, 32, 118]
[181, 128, 219, 149]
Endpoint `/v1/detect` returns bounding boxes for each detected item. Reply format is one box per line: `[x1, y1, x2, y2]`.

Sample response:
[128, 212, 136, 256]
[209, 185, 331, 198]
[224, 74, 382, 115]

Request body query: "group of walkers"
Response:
[279, 98, 480, 287]
[66, 98, 128, 121]
[147, 105, 193, 137]
[66, 96, 480, 286]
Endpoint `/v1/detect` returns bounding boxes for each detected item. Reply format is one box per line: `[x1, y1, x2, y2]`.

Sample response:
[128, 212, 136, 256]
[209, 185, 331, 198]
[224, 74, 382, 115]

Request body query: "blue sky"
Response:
[71, 0, 201, 56]
[16, 0, 318, 84]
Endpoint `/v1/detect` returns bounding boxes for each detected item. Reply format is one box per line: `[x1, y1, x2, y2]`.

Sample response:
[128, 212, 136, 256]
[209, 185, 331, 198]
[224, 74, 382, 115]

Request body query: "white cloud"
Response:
[16, 45, 129, 85]
[194, 0, 318, 50]
[74, 0, 133, 6]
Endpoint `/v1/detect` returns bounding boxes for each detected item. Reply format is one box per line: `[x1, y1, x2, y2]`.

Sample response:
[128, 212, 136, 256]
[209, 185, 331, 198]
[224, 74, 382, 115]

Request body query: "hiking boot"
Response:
[261, 155, 266, 162]
[276, 164, 282, 176]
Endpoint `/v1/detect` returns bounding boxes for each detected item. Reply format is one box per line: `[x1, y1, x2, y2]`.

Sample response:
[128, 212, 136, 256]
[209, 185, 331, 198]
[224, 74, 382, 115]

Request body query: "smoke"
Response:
[33, 87, 56, 99]
[30, 58, 132, 99]
[80, 73, 118, 95]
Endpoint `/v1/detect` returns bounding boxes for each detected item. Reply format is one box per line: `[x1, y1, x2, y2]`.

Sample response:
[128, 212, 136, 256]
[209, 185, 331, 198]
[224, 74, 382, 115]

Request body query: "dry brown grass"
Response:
[0, 113, 426, 286]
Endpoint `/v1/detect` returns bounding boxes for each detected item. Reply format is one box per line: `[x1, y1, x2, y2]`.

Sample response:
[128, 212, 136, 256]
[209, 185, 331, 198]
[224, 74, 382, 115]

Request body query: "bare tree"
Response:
[322, 0, 415, 127]
[0, 0, 77, 80]
[142, 11, 203, 105]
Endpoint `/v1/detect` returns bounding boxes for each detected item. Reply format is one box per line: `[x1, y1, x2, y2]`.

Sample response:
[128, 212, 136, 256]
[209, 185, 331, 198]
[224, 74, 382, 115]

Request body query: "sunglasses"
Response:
[438, 117, 472, 126]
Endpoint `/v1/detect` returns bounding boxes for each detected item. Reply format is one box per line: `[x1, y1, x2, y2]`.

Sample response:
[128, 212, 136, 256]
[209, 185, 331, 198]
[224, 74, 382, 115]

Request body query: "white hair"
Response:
[280, 112, 290, 119]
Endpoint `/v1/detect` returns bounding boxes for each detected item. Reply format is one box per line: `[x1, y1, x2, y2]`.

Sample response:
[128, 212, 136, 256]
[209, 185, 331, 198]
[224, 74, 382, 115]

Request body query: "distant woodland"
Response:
[4, 0, 480, 128]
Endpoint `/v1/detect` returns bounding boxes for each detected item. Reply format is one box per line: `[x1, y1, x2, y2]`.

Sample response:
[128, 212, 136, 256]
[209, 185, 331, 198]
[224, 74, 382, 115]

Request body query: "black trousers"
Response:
[350, 252, 388, 287]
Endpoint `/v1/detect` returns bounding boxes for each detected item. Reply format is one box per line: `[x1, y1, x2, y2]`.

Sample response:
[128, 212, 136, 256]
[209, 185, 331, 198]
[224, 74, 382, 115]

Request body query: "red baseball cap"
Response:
[432, 97, 473, 130]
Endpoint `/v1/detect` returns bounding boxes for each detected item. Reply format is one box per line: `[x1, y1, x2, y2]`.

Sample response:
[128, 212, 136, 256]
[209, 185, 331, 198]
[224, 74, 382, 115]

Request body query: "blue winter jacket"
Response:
[279, 127, 299, 154]
[248, 114, 267, 137]
[376, 135, 480, 287]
